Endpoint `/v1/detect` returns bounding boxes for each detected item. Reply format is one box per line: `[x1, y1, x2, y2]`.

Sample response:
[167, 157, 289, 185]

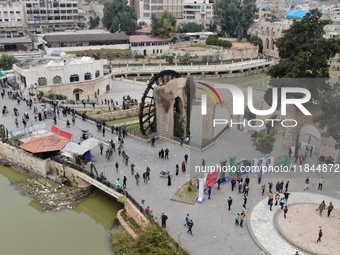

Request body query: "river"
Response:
[0, 165, 122, 255]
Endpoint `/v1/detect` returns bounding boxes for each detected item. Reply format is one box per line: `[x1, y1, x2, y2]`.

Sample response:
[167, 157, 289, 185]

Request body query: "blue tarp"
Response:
[286, 10, 309, 19]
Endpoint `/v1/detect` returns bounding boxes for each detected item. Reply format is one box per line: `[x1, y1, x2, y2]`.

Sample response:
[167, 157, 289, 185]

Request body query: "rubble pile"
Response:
[13, 178, 92, 212]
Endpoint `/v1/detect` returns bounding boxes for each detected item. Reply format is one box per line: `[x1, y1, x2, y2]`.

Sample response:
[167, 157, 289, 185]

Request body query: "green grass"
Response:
[111, 214, 189, 255]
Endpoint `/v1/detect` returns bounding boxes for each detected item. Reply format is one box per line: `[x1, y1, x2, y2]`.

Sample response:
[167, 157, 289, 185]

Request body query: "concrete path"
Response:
[1, 80, 340, 255]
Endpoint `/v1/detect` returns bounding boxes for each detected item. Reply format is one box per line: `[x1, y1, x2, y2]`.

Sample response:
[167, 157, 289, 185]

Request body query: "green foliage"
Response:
[208, 20, 217, 32]
[213, 0, 258, 40]
[248, 35, 263, 47]
[179, 52, 191, 65]
[0, 54, 18, 70]
[206, 35, 232, 48]
[46, 94, 67, 100]
[244, 106, 256, 120]
[102, 0, 137, 35]
[314, 82, 340, 149]
[187, 186, 192, 192]
[117, 195, 127, 205]
[266, 9, 340, 102]
[179, 22, 202, 33]
[255, 132, 275, 156]
[135, 53, 145, 59]
[151, 11, 177, 38]
[89, 16, 100, 29]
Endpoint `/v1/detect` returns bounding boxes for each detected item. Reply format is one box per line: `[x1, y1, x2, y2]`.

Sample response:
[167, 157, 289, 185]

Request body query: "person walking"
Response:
[131, 163, 135, 175]
[268, 181, 273, 193]
[187, 220, 194, 235]
[184, 154, 189, 164]
[316, 228, 323, 242]
[123, 175, 127, 189]
[279, 180, 284, 193]
[275, 192, 280, 206]
[115, 178, 121, 188]
[167, 173, 172, 186]
[182, 161, 186, 173]
[165, 148, 169, 159]
[285, 181, 290, 192]
[99, 143, 104, 155]
[318, 177, 324, 191]
[151, 136, 155, 147]
[262, 183, 266, 195]
[175, 164, 179, 175]
[276, 181, 280, 193]
[284, 191, 290, 206]
[231, 176, 236, 191]
[227, 197, 233, 210]
[240, 211, 245, 228]
[268, 192, 274, 211]
[207, 186, 211, 199]
[235, 213, 240, 226]
[304, 178, 309, 190]
[184, 213, 190, 227]
[115, 162, 119, 173]
[316, 201, 326, 216]
[283, 206, 288, 218]
[327, 202, 334, 217]
[161, 213, 168, 229]
[243, 195, 247, 209]
[238, 180, 242, 193]
[217, 178, 221, 190]
[135, 172, 140, 185]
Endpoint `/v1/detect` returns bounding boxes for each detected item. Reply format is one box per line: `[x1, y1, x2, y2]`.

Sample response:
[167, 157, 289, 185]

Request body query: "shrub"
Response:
[187, 186, 192, 192]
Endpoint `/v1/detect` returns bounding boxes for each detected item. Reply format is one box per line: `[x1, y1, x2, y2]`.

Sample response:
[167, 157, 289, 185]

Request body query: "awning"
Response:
[73, 88, 84, 94]
[61, 142, 89, 158]
[51, 125, 72, 140]
[20, 134, 70, 153]
[80, 138, 99, 150]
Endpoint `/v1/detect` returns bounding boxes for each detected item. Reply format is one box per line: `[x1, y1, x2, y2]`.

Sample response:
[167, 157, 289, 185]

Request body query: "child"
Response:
[283, 206, 288, 218]
[235, 213, 240, 226]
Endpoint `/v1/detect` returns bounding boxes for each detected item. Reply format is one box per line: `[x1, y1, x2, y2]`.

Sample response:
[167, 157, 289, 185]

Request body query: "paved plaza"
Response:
[1, 79, 340, 255]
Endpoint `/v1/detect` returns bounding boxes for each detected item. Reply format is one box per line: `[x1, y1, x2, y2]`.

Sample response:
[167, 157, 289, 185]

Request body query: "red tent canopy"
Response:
[20, 134, 70, 153]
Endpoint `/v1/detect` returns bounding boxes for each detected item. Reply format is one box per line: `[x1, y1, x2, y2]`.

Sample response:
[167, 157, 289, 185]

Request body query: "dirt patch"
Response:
[171, 179, 198, 204]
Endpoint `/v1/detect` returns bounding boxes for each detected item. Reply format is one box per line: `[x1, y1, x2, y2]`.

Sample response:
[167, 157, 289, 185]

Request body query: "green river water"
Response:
[0, 165, 122, 255]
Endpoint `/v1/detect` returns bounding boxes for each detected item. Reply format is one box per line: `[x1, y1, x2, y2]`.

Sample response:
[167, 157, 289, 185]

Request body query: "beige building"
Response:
[13, 54, 110, 101]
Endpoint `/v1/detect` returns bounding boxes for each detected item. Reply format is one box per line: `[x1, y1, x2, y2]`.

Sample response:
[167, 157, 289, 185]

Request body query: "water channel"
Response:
[0, 164, 122, 255]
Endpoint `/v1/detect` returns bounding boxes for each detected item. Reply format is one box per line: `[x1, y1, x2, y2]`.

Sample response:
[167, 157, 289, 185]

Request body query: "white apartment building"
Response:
[23, 0, 87, 33]
[134, 0, 214, 27]
[0, 0, 25, 38]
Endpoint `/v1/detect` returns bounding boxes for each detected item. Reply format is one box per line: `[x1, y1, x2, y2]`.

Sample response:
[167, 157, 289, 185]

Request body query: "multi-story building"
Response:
[23, 0, 88, 33]
[134, 0, 214, 27]
[0, 0, 25, 38]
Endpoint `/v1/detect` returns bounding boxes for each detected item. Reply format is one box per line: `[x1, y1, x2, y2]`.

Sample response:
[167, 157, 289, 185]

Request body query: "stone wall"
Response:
[0, 141, 49, 176]
[48, 160, 91, 188]
[125, 199, 149, 228]
[92, 106, 139, 122]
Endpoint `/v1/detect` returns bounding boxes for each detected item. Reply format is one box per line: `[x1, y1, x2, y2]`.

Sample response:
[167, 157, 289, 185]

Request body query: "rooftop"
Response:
[43, 30, 129, 43]
[129, 35, 172, 43]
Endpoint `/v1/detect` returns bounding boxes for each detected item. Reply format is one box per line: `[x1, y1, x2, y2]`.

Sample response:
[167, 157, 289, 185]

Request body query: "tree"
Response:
[255, 132, 275, 156]
[248, 35, 263, 53]
[0, 54, 17, 70]
[266, 9, 340, 102]
[314, 82, 340, 149]
[89, 16, 100, 29]
[150, 10, 177, 38]
[179, 22, 202, 33]
[102, 0, 137, 35]
[213, 0, 258, 40]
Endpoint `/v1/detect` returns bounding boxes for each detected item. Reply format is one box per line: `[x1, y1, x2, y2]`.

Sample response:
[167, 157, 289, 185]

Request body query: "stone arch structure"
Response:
[266, 38, 269, 49]
[97, 88, 100, 96]
[173, 96, 184, 138]
[297, 123, 321, 156]
[271, 39, 275, 50]
[154, 77, 193, 140]
[75, 93, 80, 101]
[106, 85, 110, 92]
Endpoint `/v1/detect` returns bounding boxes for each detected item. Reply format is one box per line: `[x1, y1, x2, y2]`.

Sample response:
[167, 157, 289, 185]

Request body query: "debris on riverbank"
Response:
[12, 178, 92, 212]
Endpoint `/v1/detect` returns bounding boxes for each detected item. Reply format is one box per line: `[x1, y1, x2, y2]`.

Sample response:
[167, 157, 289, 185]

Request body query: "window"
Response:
[10, 11, 14, 14]
[95, 70, 100, 78]
[53, 75, 62, 84]
[38, 77, 47, 86]
[70, 74, 79, 83]
[84, 72, 92, 80]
